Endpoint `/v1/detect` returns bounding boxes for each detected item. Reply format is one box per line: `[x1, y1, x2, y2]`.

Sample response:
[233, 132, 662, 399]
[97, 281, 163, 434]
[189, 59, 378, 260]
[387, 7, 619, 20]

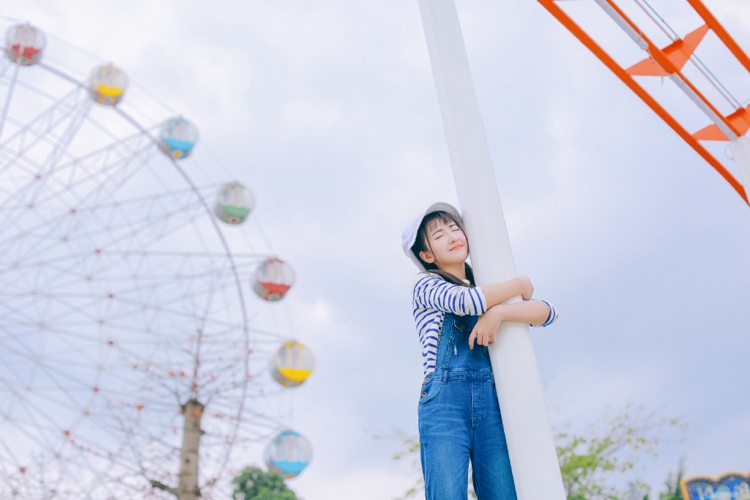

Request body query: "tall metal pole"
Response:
[418, 1, 566, 498]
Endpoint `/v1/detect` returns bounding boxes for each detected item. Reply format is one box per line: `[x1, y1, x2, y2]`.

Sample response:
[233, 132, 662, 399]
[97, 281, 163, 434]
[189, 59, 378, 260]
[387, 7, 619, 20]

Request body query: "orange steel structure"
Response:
[538, 0, 750, 204]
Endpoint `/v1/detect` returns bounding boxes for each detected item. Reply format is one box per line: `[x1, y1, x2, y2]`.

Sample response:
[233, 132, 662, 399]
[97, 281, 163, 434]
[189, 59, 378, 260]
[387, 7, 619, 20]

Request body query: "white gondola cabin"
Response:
[214, 182, 254, 225]
[270, 341, 315, 388]
[158, 117, 199, 159]
[88, 64, 128, 106]
[5, 23, 45, 66]
[252, 258, 294, 302]
[264, 430, 312, 479]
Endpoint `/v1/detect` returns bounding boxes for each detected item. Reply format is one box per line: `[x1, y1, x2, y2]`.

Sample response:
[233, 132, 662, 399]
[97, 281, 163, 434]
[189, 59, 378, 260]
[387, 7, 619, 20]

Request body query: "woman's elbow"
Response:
[532, 300, 557, 327]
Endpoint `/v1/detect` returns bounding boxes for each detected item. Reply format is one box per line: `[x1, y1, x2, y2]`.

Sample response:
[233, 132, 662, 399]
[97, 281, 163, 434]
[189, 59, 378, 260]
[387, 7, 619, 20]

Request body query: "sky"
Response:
[2, 0, 750, 499]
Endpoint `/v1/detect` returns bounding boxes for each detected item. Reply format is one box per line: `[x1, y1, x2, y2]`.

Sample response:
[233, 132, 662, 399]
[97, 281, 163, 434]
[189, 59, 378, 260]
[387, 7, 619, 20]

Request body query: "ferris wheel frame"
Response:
[0, 20, 311, 499]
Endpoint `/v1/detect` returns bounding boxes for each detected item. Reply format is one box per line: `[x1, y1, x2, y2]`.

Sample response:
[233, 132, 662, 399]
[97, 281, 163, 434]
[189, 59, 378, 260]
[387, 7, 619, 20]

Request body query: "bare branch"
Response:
[150, 479, 177, 496]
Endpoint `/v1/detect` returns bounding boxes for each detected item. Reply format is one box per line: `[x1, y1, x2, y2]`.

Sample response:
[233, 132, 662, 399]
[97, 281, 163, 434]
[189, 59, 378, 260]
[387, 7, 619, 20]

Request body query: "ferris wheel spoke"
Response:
[0, 387, 80, 457]
[0, 292, 102, 338]
[48, 191, 211, 257]
[27, 136, 155, 210]
[0, 130, 109, 252]
[85, 200, 206, 253]
[30, 99, 92, 191]
[0, 87, 88, 177]
[0, 135, 155, 245]
[63, 284, 240, 332]
[49, 132, 158, 202]
[0, 194, 210, 279]
[2, 399, 159, 476]
[230, 411, 286, 435]
[57, 420, 164, 474]
[104, 338, 246, 395]
[13, 75, 64, 105]
[1, 365, 103, 421]
[0, 248, 272, 263]
[0, 57, 12, 82]
[233, 420, 286, 440]
[0, 424, 25, 467]
[0, 163, 157, 251]
[3, 288, 256, 362]
[0, 63, 19, 144]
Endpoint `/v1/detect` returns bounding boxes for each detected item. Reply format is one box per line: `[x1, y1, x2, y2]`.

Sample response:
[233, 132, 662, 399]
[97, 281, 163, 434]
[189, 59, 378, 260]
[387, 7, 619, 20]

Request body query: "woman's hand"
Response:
[468, 306, 505, 349]
[517, 275, 534, 301]
[468, 297, 548, 349]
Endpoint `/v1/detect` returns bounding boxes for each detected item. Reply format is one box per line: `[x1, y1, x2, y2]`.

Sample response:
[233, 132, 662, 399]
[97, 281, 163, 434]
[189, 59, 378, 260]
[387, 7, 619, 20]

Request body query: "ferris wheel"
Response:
[0, 20, 314, 499]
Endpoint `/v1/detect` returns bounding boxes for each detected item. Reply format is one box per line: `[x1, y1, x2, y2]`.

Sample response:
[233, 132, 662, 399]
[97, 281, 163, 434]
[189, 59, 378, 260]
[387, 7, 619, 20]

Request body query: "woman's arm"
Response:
[413, 274, 487, 316]
[478, 275, 534, 308]
[468, 300, 554, 349]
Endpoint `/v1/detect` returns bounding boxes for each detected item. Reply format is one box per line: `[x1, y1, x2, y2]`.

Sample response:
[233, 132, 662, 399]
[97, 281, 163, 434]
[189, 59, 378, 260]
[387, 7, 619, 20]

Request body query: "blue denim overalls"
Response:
[418, 312, 517, 500]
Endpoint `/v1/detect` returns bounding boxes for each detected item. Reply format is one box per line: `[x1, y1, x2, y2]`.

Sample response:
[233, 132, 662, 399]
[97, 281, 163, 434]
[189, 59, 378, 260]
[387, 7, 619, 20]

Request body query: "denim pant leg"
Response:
[419, 380, 472, 500]
[471, 381, 517, 500]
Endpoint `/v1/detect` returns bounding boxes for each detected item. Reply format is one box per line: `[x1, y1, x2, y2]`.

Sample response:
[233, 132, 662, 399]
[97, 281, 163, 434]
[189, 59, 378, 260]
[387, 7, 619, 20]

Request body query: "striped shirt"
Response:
[412, 274, 558, 376]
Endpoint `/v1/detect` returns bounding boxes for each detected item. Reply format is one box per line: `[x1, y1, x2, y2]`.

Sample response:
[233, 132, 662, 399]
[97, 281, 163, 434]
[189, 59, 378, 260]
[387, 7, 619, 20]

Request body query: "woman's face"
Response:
[418, 218, 468, 269]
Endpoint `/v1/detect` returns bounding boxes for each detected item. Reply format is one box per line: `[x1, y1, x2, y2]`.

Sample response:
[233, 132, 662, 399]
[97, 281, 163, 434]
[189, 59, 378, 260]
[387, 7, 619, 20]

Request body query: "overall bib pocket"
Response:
[418, 375, 442, 406]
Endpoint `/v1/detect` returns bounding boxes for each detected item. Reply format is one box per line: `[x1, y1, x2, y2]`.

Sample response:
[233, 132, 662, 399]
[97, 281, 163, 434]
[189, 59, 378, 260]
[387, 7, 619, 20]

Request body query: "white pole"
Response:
[417, 2, 566, 499]
[730, 136, 750, 193]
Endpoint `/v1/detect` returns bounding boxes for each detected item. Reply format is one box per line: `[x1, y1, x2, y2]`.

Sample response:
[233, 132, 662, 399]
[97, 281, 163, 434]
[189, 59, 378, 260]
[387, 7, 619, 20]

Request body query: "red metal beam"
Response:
[600, 0, 742, 138]
[537, 0, 748, 204]
[686, 0, 750, 74]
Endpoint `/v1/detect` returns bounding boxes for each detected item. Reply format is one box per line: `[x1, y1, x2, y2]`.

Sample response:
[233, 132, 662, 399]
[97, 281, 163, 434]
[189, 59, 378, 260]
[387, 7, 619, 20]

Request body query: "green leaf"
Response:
[232, 467, 298, 500]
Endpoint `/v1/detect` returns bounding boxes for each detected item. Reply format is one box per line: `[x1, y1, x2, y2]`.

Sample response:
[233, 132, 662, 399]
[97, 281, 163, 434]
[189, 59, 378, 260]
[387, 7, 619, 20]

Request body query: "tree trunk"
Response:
[177, 399, 204, 500]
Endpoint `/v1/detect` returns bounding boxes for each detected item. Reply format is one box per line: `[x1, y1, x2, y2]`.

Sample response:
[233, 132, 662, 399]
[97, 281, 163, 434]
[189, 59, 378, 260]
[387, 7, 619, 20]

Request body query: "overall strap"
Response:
[433, 313, 457, 374]
[432, 313, 493, 381]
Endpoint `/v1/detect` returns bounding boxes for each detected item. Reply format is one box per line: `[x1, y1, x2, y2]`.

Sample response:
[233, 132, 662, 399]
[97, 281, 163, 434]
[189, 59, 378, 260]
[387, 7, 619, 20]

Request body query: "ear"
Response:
[419, 249, 435, 264]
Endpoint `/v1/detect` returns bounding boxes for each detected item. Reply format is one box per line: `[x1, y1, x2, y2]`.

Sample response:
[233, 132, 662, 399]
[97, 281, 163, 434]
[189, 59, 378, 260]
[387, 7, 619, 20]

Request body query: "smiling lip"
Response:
[450, 244, 463, 251]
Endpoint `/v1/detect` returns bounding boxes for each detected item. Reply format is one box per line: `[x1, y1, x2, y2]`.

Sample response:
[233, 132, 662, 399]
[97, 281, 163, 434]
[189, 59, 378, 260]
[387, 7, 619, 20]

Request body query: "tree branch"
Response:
[150, 479, 177, 496]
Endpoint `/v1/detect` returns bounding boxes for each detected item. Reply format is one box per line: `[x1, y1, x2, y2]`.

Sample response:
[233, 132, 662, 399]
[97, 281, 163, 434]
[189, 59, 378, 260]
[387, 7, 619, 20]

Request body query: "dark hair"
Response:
[410, 211, 475, 287]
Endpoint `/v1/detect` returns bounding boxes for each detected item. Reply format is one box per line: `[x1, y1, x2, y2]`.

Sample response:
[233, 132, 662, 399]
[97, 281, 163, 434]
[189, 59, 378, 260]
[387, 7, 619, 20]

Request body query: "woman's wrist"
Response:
[486, 304, 506, 321]
[498, 300, 548, 325]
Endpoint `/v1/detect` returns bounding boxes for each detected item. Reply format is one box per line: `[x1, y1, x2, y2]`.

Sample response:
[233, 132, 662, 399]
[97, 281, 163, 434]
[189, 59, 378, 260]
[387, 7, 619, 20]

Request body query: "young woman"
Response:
[401, 202, 557, 500]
